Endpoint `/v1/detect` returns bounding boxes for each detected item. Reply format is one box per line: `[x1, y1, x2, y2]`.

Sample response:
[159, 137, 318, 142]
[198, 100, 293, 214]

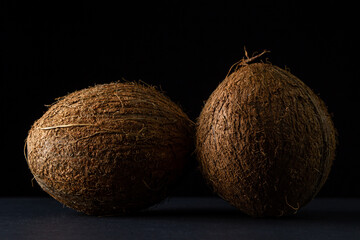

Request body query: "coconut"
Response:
[26, 82, 194, 216]
[196, 55, 337, 217]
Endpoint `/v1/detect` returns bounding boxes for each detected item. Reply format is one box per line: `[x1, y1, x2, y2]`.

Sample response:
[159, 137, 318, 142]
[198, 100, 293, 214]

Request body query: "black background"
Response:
[1, 1, 359, 197]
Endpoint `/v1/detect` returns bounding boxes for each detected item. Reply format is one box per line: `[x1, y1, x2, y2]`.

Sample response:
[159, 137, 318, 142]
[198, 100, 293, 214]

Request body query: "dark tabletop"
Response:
[0, 197, 359, 240]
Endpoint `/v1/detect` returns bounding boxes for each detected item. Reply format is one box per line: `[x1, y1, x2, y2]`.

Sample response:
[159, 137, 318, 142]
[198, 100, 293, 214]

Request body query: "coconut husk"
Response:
[26, 82, 194, 216]
[196, 58, 337, 217]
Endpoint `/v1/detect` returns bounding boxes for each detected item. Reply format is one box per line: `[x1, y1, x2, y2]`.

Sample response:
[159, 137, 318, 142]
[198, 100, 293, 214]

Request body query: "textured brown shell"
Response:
[26, 82, 194, 215]
[196, 63, 336, 217]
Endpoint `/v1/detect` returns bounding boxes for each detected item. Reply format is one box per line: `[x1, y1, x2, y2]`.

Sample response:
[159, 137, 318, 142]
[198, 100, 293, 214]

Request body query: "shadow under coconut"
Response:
[88, 198, 360, 224]
[4, 198, 359, 240]
[78, 197, 248, 219]
[132, 206, 247, 219]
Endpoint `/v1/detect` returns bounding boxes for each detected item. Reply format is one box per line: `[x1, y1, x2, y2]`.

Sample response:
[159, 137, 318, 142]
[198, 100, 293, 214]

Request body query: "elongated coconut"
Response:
[26, 82, 194, 215]
[196, 60, 336, 217]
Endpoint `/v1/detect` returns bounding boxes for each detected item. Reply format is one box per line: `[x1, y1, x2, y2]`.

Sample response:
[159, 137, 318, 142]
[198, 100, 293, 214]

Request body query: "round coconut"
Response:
[26, 82, 194, 216]
[196, 60, 337, 217]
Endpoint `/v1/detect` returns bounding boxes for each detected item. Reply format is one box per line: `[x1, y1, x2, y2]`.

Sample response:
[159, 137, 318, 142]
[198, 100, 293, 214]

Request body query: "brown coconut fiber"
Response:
[26, 82, 194, 216]
[196, 53, 337, 217]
